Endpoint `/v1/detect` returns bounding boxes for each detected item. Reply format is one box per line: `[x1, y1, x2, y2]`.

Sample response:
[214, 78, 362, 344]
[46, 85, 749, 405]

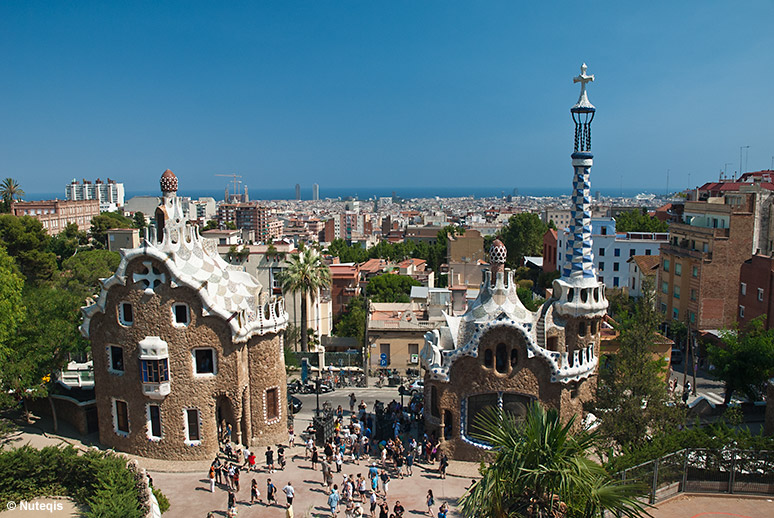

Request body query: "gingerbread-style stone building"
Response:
[420, 65, 608, 460]
[81, 170, 288, 460]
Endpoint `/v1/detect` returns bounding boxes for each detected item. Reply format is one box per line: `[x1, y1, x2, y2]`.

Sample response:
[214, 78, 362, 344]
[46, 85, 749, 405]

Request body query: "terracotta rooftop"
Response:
[629, 254, 660, 273]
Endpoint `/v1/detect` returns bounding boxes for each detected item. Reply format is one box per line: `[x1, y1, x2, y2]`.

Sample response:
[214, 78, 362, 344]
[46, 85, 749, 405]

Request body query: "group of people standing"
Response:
[207, 391, 453, 517]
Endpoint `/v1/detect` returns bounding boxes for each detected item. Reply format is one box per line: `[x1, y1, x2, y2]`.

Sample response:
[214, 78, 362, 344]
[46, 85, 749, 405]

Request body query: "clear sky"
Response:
[2, 1, 773, 195]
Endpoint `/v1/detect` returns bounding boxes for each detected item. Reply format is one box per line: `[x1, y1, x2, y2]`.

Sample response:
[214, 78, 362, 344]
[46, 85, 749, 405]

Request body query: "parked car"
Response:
[399, 378, 424, 395]
[288, 394, 302, 414]
[670, 348, 683, 365]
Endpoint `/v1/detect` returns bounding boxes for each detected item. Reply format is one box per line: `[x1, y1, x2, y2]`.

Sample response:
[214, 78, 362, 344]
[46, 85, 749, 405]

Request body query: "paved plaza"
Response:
[4, 385, 774, 518]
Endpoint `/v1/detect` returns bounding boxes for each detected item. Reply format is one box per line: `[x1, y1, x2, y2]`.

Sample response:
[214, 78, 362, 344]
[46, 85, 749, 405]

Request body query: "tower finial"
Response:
[573, 63, 595, 109]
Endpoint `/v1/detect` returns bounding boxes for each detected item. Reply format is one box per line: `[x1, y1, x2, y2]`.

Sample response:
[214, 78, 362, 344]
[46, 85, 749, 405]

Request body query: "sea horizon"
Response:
[23, 185, 668, 202]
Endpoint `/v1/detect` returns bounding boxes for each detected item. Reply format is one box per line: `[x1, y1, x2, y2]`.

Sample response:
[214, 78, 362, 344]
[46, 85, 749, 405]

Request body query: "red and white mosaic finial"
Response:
[160, 169, 178, 194]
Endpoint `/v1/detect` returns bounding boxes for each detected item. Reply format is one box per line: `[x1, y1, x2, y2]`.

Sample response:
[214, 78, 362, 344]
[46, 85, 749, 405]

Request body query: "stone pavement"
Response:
[647, 493, 774, 518]
[149, 444, 479, 518]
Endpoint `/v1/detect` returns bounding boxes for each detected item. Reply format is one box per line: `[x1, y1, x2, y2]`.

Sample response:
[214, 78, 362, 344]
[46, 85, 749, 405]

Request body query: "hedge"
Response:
[0, 445, 168, 517]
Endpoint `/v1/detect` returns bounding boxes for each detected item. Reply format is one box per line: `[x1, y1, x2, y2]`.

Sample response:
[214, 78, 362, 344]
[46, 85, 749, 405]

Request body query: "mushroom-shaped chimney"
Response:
[160, 169, 178, 196]
[489, 238, 507, 276]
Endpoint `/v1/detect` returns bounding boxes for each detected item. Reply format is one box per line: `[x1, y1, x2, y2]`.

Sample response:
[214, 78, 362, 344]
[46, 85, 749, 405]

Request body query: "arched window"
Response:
[483, 349, 493, 368]
[495, 343, 507, 374]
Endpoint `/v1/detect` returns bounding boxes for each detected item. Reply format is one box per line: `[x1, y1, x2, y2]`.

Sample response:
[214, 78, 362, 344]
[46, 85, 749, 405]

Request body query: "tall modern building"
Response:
[295, 183, 301, 201]
[312, 183, 320, 201]
[65, 178, 125, 211]
[420, 65, 606, 460]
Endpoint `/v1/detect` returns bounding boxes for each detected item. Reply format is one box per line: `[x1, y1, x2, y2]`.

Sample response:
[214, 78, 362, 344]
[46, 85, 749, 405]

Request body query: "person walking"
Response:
[349, 393, 356, 414]
[266, 446, 275, 473]
[283, 481, 295, 507]
[438, 453, 448, 480]
[426, 490, 434, 516]
[328, 484, 341, 517]
[267, 478, 278, 506]
[212, 457, 223, 485]
[368, 490, 378, 518]
[227, 490, 236, 515]
[233, 466, 241, 492]
[209, 465, 216, 493]
[379, 470, 390, 497]
[311, 445, 320, 470]
[251, 478, 261, 504]
[288, 424, 295, 447]
[405, 451, 414, 476]
[278, 445, 286, 470]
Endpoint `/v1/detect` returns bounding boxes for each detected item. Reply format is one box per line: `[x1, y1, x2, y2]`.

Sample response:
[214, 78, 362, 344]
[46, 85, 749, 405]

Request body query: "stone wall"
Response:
[427, 325, 595, 461]
[91, 257, 285, 461]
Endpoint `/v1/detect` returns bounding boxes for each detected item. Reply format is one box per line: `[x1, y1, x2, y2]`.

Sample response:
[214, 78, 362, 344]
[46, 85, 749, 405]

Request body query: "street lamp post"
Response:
[315, 370, 321, 417]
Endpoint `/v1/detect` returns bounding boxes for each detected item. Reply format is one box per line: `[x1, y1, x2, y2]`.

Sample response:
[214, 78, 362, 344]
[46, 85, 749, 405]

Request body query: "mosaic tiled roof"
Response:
[81, 171, 287, 342]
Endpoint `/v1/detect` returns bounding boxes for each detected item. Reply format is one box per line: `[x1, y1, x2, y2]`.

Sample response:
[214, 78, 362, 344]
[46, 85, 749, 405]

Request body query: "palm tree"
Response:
[278, 247, 331, 352]
[1, 178, 25, 205]
[458, 403, 648, 518]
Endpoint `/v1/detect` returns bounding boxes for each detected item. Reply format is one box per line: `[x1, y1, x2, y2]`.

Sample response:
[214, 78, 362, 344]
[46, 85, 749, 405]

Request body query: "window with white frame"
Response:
[108, 345, 124, 373]
[147, 404, 162, 440]
[193, 348, 216, 376]
[739, 305, 745, 318]
[758, 288, 764, 302]
[184, 408, 201, 444]
[113, 399, 129, 435]
[741, 282, 747, 296]
[119, 302, 134, 326]
[172, 303, 190, 326]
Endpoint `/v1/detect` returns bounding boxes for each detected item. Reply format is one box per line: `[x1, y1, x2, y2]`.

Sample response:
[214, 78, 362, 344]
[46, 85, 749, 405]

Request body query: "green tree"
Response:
[0, 178, 25, 205]
[614, 210, 668, 233]
[334, 296, 367, 345]
[708, 316, 774, 404]
[0, 285, 88, 420]
[592, 281, 683, 451]
[203, 219, 219, 231]
[58, 249, 121, 298]
[498, 213, 548, 267]
[366, 274, 420, 303]
[47, 223, 89, 266]
[0, 245, 25, 354]
[0, 214, 57, 284]
[279, 247, 332, 352]
[458, 404, 647, 518]
[132, 211, 147, 231]
[89, 211, 133, 248]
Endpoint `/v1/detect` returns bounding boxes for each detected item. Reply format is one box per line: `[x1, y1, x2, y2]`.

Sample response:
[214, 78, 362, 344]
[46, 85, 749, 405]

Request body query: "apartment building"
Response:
[557, 218, 667, 289]
[12, 199, 100, 235]
[658, 196, 758, 329]
[65, 178, 125, 211]
[738, 253, 774, 330]
[216, 202, 280, 241]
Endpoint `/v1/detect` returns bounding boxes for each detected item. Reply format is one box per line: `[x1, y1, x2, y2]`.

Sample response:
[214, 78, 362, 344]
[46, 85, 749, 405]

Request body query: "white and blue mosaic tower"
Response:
[553, 64, 608, 319]
[565, 64, 596, 278]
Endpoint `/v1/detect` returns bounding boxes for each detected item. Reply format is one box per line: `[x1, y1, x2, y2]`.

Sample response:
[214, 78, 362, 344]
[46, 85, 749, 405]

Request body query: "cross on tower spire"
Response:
[573, 63, 595, 109]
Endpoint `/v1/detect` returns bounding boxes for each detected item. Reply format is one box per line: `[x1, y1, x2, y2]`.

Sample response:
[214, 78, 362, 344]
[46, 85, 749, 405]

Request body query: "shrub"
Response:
[0, 445, 150, 516]
[152, 487, 170, 514]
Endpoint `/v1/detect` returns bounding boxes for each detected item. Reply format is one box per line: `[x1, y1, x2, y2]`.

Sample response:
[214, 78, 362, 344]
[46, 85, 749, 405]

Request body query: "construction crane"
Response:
[215, 173, 243, 200]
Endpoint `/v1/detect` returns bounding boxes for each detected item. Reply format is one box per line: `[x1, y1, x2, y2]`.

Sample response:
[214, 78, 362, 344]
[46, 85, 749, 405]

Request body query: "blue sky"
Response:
[2, 1, 773, 195]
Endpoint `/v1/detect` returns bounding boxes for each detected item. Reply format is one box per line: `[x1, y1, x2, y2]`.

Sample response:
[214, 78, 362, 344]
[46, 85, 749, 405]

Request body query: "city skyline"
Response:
[3, 2, 773, 194]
